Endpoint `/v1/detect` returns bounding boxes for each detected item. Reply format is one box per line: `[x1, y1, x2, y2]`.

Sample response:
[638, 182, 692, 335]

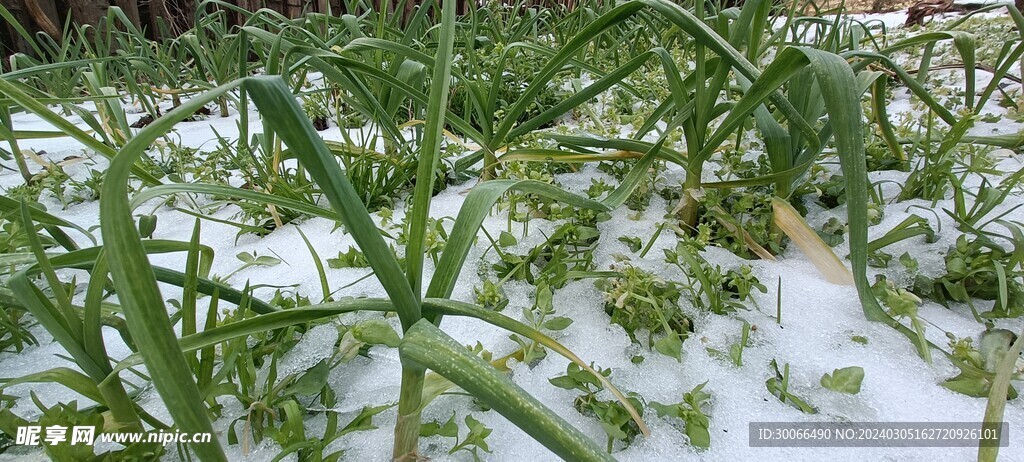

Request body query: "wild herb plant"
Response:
[421, 413, 494, 461]
[914, 233, 1024, 319]
[3, 3, 660, 459]
[765, 360, 817, 414]
[3, 0, 1024, 459]
[597, 262, 690, 360]
[944, 329, 1023, 398]
[665, 240, 767, 315]
[549, 363, 646, 453]
[820, 366, 865, 395]
[649, 382, 712, 449]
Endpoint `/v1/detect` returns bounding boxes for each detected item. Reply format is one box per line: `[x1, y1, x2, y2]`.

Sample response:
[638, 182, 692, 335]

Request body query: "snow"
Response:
[277, 323, 339, 378]
[2, 8, 1024, 462]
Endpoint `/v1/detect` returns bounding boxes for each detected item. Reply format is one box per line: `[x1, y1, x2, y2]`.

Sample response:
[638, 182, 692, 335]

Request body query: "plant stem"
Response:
[392, 364, 426, 461]
[676, 174, 701, 232]
[483, 149, 498, 180]
[0, 108, 33, 184]
[8, 137, 33, 185]
[98, 376, 144, 433]
[218, 96, 229, 118]
[638, 220, 666, 258]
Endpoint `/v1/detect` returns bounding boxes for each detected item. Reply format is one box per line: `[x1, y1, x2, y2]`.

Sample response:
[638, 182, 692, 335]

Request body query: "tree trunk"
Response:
[148, 0, 168, 38]
[402, 0, 416, 24]
[67, 0, 110, 29]
[1, 0, 35, 55]
[25, 0, 62, 38]
[111, 0, 142, 30]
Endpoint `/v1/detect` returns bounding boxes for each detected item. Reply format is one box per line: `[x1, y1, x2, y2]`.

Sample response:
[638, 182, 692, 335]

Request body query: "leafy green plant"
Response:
[665, 240, 767, 315]
[914, 233, 1024, 319]
[474, 279, 509, 312]
[820, 366, 865, 394]
[327, 246, 370, 269]
[650, 381, 712, 449]
[0, 2, 660, 459]
[943, 329, 1022, 398]
[301, 90, 331, 131]
[873, 276, 931, 360]
[4, 0, 1024, 459]
[421, 413, 493, 461]
[597, 261, 689, 360]
[216, 251, 283, 282]
[549, 362, 646, 453]
[765, 360, 817, 414]
[511, 283, 574, 364]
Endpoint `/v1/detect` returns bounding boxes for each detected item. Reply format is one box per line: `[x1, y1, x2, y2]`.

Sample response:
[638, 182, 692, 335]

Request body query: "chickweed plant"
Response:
[2, 0, 1024, 460]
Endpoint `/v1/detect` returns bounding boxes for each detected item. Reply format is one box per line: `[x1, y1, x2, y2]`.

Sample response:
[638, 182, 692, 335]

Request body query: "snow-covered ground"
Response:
[2, 8, 1024, 462]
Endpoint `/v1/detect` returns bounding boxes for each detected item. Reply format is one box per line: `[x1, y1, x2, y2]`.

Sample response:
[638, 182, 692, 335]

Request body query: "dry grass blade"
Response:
[772, 197, 854, 285]
[978, 329, 1024, 462]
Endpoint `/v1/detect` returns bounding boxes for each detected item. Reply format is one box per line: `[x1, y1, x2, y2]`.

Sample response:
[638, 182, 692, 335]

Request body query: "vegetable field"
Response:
[1, 0, 1023, 460]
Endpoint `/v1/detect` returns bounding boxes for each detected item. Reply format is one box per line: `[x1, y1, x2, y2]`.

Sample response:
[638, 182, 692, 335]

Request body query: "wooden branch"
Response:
[24, 0, 61, 38]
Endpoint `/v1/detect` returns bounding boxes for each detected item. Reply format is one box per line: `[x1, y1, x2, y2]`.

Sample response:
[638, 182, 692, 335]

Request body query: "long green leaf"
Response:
[978, 329, 1024, 462]
[400, 320, 614, 461]
[0, 79, 162, 186]
[243, 76, 419, 329]
[100, 81, 242, 462]
[0, 368, 104, 404]
[405, 0, 457, 301]
[129, 183, 339, 222]
[427, 144, 657, 300]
